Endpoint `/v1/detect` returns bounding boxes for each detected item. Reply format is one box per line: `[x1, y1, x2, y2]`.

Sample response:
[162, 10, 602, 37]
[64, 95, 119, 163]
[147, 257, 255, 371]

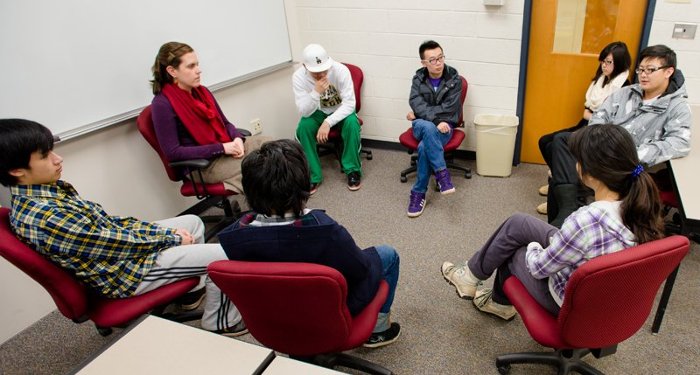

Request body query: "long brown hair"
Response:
[150, 42, 194, 95]
[568, 125, 664, 244]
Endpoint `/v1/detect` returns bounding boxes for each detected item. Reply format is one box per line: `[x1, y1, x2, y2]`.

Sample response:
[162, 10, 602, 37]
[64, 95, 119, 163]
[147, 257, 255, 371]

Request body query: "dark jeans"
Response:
[538, 119, 587, 167]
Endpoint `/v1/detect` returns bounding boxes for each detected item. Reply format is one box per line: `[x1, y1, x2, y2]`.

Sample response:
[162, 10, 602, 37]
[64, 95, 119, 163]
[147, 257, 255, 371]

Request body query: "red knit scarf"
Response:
[161, 83, 232, 145]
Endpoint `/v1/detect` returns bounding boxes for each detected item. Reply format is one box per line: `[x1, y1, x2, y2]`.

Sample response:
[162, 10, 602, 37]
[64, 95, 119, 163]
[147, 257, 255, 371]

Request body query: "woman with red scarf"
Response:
[150, 42, 267, 194]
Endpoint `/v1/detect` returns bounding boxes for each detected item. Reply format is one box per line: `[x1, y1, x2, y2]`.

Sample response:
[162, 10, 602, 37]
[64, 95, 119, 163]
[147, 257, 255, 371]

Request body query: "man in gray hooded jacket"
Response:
[547, 44, 691, 227]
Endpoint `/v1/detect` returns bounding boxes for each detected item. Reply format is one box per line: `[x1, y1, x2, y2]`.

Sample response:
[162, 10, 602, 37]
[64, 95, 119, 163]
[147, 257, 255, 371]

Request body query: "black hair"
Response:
[568, 125, 664, 244]
[639, 44, 677, 69]
[241, 139, 310, 217]
[592, 41, 631, 87]
[0, 119, 55, 186]
[419, 40, 442, 60]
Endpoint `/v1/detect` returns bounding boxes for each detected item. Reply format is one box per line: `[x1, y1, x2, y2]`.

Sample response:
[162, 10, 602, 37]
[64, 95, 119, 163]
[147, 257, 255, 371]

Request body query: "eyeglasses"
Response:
[422, 55, 445, 65]
[635, 66, 669, 75]
[601, 59, 614, 66]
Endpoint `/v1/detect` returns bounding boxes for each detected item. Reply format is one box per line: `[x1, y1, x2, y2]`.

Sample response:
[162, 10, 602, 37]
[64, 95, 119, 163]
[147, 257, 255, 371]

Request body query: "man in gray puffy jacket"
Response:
[547, 44, 691, 227]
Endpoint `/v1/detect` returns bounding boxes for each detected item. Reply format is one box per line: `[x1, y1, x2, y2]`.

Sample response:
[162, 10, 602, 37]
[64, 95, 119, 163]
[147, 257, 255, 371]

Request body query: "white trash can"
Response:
[474, 114, 519, 177]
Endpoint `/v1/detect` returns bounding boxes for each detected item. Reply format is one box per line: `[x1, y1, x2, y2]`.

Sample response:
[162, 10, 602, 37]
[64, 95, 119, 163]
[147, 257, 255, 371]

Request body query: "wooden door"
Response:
[520, 0, 648, 164]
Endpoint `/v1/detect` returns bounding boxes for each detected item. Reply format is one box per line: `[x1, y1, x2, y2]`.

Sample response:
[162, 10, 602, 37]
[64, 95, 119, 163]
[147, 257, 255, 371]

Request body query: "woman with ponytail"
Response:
[150, 42, 268, 194]
[441, 124, 664, 321]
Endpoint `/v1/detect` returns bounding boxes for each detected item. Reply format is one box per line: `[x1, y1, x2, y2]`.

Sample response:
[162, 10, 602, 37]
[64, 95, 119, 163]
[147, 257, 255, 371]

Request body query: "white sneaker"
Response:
[473, 289, 517, 321]
[538, 184, 548, 196]
[441, 262, 481, 300]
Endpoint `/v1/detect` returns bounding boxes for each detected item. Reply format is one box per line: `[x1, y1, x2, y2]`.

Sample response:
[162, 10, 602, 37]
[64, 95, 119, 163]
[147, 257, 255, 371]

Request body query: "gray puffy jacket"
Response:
[589, 70, 692, 166]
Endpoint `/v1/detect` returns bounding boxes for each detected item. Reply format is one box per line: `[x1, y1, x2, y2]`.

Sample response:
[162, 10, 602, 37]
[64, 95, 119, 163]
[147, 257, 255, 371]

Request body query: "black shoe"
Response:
[363, 322, 401, 348]
[175, 288, 206, 311]
[347, 172, 362, 191]
[212, 320, 248, 337]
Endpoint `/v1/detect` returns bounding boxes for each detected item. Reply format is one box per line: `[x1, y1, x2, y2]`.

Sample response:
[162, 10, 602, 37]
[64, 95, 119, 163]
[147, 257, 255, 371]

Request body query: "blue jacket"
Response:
[218, 210, 382, 315]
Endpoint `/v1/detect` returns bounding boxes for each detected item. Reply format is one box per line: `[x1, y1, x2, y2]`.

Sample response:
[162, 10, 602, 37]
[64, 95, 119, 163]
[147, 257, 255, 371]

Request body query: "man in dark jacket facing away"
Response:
[406, 40, 463, 218]
[218, 139, 401, 348]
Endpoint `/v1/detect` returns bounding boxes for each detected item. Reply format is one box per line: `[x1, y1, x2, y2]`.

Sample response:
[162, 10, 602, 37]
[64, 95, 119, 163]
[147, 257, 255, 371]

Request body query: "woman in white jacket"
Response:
[537, 41, 631, 214]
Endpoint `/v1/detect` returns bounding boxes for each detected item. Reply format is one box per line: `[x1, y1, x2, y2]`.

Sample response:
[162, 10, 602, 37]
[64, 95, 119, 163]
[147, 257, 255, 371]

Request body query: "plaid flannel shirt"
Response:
[10, 181, 180, 298]
[525, 200, 637, 305]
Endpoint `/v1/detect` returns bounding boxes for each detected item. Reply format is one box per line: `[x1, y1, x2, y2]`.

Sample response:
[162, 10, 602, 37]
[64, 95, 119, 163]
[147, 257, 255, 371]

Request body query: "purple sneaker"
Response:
[435, 169, 455, 195]
[407, 191, 426, 218]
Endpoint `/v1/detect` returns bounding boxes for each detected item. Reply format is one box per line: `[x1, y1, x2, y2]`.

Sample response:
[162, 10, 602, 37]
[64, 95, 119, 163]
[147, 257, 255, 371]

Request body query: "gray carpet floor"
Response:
[1, 147, 698, 374]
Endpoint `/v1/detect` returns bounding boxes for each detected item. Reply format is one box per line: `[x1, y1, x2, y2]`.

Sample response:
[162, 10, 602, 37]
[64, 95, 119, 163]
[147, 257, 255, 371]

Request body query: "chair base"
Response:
[293, 353, 392, 375]
[400, 154, 472, 183]
[496, 347, 615, 375]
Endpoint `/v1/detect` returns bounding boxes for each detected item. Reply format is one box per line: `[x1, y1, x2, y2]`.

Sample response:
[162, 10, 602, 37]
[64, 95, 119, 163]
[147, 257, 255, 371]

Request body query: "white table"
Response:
[73, 315, 274, 375]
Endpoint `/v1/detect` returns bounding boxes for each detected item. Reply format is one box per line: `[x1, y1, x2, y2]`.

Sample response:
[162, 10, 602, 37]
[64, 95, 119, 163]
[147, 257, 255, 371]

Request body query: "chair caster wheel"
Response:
[465, 171, 472, 179]
[400, 176, 407, 183]
[97, 326, 113, 336]
[497, 364, 511, 374]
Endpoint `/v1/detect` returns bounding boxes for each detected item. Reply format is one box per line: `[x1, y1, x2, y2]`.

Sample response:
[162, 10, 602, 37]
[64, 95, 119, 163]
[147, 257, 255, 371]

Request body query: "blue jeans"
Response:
[411, 119, 452, 193]
[374, 244, 400, 332]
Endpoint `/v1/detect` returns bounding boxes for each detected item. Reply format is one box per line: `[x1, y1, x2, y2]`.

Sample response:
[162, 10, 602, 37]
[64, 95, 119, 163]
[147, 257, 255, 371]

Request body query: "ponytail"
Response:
[620, 169, 664, 244]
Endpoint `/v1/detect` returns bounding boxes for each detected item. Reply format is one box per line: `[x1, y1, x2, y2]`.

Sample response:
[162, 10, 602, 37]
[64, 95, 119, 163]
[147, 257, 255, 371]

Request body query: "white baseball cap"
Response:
[302, 44, 333, 73]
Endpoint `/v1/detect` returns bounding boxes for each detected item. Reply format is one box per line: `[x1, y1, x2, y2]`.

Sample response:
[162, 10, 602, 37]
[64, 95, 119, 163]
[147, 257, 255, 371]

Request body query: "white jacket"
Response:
[292, 61, 356, 127]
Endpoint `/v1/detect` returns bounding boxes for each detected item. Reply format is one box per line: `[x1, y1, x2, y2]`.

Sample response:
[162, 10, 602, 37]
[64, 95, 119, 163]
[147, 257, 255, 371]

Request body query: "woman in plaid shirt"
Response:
[442, 125, 664, 320]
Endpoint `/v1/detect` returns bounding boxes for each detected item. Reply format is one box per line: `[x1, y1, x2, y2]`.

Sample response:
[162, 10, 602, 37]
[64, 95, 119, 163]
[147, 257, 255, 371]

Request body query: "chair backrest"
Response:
[558, 235, 689, 348]
[342, 63, 363, 114]
[207, 260, 354, 356]
[136, 106, 180, 182]
[0, 208, 89, 321]
[457, 76, 468, 126]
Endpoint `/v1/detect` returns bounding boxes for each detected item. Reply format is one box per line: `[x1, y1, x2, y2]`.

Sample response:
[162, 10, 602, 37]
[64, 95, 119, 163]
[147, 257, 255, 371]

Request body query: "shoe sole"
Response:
[348, 184, 361, 191]
[218, 328, 249, 338]
[362, 328, 401, 348]
[473, 304, 517, 321]
[407, 208, 424, 218]
[440, 187, 456, 195]
[441, 265, 476, 300]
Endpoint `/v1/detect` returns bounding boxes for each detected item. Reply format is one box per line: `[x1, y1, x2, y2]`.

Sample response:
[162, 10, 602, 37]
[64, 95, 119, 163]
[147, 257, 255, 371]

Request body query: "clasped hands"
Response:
[223, 137, 245, 158]
[406, 111, 450, 133]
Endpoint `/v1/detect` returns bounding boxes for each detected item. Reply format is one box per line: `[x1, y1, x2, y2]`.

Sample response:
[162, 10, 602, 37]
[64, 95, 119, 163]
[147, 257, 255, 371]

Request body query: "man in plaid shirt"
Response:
[0, 118, 247, 336]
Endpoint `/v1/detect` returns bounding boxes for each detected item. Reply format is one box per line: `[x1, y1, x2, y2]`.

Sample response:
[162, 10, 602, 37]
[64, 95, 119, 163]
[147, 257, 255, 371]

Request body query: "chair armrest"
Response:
[169, 159, 211, 169]
[239, 128, 252, 137]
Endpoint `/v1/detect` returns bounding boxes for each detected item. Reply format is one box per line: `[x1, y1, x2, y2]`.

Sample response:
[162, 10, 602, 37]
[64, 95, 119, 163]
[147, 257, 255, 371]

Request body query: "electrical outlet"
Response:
[249, 118, 262, 135]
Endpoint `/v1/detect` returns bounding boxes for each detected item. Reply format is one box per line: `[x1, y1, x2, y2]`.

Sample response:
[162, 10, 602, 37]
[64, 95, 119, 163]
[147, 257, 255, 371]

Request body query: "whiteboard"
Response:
[0, 0, 292, 140]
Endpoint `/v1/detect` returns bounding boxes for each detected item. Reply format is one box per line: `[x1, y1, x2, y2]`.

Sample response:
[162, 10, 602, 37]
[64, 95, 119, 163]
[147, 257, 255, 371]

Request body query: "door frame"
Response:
[512, 0, 657, 165]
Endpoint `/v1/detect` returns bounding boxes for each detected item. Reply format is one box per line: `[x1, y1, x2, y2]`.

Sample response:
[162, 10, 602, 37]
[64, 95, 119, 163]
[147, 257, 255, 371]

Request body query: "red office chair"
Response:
[318, 63, 373, 163]
[208, 260, 393, 375]
[399, 75, 472, 183]
[0, 207, 201, 336]
[137, 106, 242, 241]
[496, 235, 690, 375]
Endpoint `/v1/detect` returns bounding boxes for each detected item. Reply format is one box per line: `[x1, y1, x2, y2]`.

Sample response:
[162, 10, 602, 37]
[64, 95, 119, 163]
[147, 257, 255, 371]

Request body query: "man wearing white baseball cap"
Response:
[292, 43, 363, 193]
